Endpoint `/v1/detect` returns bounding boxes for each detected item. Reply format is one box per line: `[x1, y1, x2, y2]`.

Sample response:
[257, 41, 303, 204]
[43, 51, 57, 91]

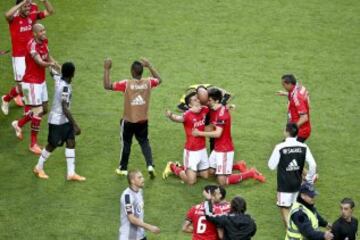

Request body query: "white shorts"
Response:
[183, 148, 209, 172]
[22, 82, 48, 106]
[277, 192, 299, 208]
[209, 150, 234, 175]
[12, 57, 26, 82]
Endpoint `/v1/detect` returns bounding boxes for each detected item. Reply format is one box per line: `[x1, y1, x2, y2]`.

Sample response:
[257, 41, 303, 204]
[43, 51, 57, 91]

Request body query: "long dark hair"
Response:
[230, 196, 247, 214]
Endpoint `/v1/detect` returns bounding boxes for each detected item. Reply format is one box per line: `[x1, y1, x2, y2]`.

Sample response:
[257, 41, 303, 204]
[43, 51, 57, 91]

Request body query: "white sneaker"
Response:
[1, 95, 9, 115]
[11, 120, 23, 140]
[148, 165, 156, 179]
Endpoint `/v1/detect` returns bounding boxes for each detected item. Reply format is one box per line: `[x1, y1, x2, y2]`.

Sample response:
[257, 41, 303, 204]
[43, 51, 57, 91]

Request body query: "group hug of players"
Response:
[2, 1, 357, 240]
[162, 85, 266, 186]
[1, 0, 85, 181]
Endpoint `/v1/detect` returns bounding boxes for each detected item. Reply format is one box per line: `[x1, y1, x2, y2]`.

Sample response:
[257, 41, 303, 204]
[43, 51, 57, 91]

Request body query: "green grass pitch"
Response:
[0, 0, 359, 239]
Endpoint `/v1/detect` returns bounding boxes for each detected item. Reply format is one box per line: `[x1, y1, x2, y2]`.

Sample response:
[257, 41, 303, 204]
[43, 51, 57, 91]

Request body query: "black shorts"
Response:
[48, 123, 75, 147]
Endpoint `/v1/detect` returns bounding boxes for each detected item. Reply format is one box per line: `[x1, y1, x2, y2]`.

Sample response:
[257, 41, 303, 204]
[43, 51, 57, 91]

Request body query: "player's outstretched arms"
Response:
[62, 100, 81, 135]
[140, 57, 162, 84]
[276, 90, 288, 96]
[165, 110, 184, 123]
[5, 0, 27, 22]
[103, 58, 113, 90]
[127, 214, 160, 234]
[40, 0, 55, 16]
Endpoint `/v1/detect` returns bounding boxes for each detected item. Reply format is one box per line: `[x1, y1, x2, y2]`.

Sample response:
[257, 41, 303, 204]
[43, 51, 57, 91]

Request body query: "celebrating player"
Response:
[103, 58, 161, 178]
[277, 74, 311, 142]
[12, 23, 60, 154]
[182, 185, 230, 240]
[162, 92, 210, 185]
[1, 0, 54, 115]
[177, 84, 233, 112]
[33, 62, 85, 181]
[192, 88, 265, 186]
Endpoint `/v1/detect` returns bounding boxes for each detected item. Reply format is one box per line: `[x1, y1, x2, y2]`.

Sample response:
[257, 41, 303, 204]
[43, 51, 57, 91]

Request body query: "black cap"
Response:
[300, 182, 318, 198]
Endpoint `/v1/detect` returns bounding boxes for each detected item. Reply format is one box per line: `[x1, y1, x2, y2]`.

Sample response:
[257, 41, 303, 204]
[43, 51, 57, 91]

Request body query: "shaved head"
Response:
[197, 87, 209, 105]
[32, 23, 47, 42]
[33, 23, 45, 33]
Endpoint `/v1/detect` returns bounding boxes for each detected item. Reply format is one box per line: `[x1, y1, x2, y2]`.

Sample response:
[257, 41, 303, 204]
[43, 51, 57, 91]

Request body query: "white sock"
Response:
[65, 148, 75, 176]
[36, 149, 51, 170]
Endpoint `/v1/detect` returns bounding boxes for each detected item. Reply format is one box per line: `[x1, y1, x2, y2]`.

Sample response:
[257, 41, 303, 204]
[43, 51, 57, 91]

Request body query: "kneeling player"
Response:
[193, 88, 265, 186]
[33, 62, 85, 181]
[163, 92, 209, 185]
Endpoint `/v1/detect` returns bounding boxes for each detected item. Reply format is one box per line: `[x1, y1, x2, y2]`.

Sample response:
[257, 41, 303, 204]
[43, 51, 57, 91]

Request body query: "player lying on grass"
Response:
[33, 62, 85, 181]
[192, 88, 265, 186]
[182, 185, 230, 240]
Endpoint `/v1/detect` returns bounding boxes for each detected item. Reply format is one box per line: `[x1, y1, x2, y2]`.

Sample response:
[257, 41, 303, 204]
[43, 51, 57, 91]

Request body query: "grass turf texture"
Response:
[1, 0, 359, 239]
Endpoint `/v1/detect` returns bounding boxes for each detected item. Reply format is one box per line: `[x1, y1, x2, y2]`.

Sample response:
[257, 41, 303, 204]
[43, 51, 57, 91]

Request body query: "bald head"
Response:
[197, 87, 209, 105]
[32, 23, 47, 41]
[33, 23, 45, 33]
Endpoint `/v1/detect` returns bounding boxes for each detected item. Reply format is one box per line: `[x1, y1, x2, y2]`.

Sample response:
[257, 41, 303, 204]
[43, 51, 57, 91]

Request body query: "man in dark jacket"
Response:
[204, 194, 256, 240]
[286, 183, 333, 240]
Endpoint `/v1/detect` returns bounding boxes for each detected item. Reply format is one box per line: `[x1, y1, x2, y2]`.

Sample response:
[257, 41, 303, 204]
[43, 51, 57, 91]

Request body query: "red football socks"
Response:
[170, 163, 183, 176]
[18, 106, 33, 128]
[3, 86, 18, 102]
[227, 170, 254, 185]
[30, 116, 42, 147]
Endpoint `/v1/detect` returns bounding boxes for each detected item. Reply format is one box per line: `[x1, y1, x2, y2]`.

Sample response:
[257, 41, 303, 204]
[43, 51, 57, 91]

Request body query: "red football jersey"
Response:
[210, 106, 234, 152]
[288, 84, 311, 138]
[8, 11, 45, 57]
[22, 38, 49, 84]
[183, 106, 209, 151]
[186, 201, 230, 240]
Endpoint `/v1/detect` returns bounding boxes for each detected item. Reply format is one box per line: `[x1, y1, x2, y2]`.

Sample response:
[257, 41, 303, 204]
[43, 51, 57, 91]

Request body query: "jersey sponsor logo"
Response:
[193, 118, 205, 128]
[130, 84, 148, 90]
[282, 147, 303, 154]
[286, 159, 300, 171]
[131, 95, 146, 106]
[20, 25, 32, 33]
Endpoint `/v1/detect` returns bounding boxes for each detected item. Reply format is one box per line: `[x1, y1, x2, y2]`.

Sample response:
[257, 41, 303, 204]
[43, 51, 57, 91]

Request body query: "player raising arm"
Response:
[162, 92, 209, 185]
[2, 0, 54, 114]
[103, 58, 161, 178]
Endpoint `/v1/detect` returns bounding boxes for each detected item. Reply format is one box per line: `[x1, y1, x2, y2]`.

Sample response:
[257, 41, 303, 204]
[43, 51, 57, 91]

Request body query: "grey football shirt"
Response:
[119, 187, 145, 240]
[48, 74, 72, 125]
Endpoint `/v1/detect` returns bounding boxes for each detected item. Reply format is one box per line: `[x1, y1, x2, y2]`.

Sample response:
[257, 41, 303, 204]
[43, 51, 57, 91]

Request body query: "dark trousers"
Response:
[119, 119, 153, 170]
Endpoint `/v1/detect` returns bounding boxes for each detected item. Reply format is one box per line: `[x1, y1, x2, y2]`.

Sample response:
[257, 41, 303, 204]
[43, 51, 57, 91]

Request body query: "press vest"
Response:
[123, 78, 152, 123]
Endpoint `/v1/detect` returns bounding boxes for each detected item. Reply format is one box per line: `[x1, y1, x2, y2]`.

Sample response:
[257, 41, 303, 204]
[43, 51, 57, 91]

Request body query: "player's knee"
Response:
[66, 140, 75, 149]
[42, 106, 48, 115]
[187, 179, 197, 186]
[31, 106, 43, 116]
[217, 177, 227, 186]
